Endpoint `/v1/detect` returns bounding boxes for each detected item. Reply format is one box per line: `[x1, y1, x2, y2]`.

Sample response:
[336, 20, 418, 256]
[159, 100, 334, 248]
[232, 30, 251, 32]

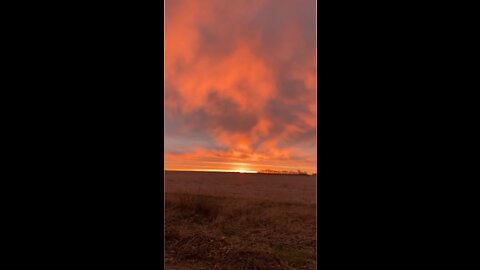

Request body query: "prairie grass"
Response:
[165, 193, 316, 270]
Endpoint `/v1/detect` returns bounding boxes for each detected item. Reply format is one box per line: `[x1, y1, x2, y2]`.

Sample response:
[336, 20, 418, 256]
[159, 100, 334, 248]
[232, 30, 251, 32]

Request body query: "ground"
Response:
[165, 171, 317, 270]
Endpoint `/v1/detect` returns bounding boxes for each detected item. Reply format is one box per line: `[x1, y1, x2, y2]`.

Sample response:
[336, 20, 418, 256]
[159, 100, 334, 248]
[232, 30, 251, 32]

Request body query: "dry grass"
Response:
[175, 193, 223, 222]
[165, 171, 316, 204]
[165, 193, 316, 270]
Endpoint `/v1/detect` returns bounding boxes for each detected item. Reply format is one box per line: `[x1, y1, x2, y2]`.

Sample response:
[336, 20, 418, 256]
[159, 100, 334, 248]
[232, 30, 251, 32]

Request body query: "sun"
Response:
[232, 169, 257, 174]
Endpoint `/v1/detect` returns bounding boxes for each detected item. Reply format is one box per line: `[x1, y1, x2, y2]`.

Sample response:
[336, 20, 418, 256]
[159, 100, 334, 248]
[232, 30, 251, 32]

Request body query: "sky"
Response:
[165, 0, 316, 174]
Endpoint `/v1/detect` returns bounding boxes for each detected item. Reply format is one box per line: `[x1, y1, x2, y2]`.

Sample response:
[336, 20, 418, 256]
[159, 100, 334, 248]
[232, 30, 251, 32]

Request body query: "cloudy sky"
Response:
[165, 0, 316, 173]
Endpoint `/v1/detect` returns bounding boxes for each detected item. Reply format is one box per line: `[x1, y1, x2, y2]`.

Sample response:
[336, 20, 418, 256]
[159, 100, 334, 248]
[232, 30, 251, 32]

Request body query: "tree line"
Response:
[257, 169, 310, 175]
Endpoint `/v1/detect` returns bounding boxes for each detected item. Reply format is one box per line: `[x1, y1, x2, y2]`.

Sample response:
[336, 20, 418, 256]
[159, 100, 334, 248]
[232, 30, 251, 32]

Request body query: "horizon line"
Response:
[165, 169, 316, 175]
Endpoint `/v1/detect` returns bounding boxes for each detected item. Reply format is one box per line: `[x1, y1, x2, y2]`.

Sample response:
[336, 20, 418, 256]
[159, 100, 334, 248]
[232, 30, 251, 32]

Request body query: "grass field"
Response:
[165, 172, 317, 270]
[165, 171, 316, 204]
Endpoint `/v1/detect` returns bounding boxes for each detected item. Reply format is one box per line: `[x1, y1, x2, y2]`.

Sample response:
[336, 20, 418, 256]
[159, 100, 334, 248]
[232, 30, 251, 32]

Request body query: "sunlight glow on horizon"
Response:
[165, 168, 258, 174]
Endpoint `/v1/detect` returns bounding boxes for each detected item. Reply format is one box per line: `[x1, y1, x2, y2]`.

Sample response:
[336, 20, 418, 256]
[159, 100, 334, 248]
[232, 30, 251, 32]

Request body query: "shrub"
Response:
[176, 193, 223, 222]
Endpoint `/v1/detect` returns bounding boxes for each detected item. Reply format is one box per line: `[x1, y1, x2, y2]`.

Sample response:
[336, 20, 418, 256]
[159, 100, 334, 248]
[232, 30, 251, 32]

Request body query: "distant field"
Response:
[165, 171, 316, 204]
[165, 171, 317, 270]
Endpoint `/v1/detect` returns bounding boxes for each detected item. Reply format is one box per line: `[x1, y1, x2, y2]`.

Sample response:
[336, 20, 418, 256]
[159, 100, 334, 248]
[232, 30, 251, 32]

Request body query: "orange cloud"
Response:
[165, 0, 316, 173]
